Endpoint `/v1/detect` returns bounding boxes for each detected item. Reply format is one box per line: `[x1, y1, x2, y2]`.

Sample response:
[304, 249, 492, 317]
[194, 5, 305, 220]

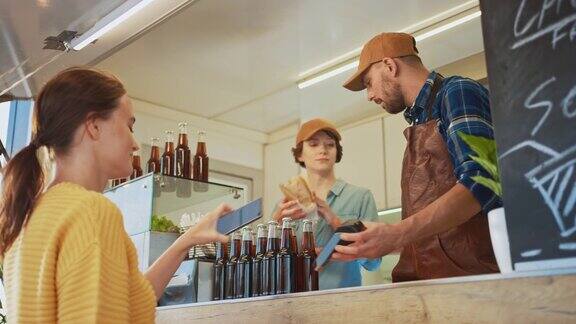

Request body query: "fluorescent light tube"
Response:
[297, 60, 359, 89]
[297, 10, 481, 89]
[414, 11, 481, 42]
[70, 0, 156, 51]
[378, 207, 402, 217]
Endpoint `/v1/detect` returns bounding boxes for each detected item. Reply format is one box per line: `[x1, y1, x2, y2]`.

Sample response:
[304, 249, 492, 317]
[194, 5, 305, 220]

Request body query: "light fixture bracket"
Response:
[43, 30, 78, 51]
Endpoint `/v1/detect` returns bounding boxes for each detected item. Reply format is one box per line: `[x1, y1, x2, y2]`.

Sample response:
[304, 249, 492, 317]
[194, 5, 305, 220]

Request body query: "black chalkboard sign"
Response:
[480, 0, 576, 270]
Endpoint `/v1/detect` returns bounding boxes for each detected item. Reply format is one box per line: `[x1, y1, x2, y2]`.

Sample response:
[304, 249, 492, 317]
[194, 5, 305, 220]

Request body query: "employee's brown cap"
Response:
[296, 119, 341, 145]
[343, 32, 419, 91]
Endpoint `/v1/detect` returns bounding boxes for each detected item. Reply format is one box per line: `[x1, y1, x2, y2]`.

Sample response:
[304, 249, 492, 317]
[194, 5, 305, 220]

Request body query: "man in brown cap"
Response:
[334, 32, 500, 281]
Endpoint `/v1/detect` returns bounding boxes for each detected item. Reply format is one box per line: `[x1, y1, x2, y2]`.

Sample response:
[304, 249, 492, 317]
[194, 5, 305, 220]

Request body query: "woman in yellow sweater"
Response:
[0, 67, 230, 323]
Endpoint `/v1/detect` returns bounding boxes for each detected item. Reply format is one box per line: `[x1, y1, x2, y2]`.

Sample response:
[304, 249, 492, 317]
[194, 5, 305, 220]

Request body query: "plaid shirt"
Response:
[404, 71, 502, 212]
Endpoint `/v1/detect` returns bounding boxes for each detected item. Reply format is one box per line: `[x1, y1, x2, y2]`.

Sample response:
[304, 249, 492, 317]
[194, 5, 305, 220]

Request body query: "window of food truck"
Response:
[0, 102, 10, 168]
[0, 101, 11, 322]
[94, 0, 488, 300]
[1, 100, 34, 166]
[0, 0, 496, 307]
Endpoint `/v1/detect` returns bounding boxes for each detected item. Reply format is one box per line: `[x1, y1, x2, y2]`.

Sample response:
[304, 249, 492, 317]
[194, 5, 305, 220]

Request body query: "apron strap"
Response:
[424, 73, 444, 121]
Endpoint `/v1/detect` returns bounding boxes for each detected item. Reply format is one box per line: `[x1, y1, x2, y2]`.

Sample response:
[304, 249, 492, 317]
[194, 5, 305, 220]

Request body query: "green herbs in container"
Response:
[151, 215, 180, 233]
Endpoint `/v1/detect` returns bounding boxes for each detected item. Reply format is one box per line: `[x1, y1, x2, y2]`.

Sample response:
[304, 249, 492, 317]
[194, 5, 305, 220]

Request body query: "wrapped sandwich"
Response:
[279, 176, 317, 215]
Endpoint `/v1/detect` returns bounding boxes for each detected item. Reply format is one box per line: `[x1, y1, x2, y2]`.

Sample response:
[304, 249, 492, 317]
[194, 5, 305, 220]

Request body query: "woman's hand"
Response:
[314, 196, 341, 229]
[146, 203, 233, 300]
[272, 198, 307, 221]
[174, 203, 232, 252]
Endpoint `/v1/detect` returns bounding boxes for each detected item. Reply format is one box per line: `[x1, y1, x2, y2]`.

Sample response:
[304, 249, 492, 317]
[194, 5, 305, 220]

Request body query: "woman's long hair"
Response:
[0, 67, 126, 256]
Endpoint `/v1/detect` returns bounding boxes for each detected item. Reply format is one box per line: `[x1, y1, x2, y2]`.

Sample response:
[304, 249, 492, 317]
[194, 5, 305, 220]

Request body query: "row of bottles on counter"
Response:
[213, 218, 319, 300]
[111, 122, 209, 195]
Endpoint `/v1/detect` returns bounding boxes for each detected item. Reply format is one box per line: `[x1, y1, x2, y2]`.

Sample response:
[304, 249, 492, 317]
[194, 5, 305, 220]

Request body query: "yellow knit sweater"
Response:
[3, 182, 156, 323]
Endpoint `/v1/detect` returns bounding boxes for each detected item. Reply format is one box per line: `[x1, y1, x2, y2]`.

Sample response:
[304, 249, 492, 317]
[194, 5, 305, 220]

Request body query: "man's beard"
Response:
[382, 78, 405, 114]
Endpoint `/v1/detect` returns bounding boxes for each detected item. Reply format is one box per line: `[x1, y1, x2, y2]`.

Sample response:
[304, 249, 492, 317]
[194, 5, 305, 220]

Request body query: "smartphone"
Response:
[315, 220, 366, 269]
[216, 198, 262, 235]
[315, 233, 342, 269]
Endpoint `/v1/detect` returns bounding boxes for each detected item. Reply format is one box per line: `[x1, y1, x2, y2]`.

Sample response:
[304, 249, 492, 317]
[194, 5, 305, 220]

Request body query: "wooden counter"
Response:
[156, 268, 576, 323]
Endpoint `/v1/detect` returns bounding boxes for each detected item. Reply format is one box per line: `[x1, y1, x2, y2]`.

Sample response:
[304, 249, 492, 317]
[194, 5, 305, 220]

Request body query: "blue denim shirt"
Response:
[288, 179, 381, 290]
[404, 71, 502, 212]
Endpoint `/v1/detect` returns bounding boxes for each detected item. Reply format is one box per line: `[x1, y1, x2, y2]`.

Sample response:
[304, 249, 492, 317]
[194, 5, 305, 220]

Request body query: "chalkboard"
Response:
[480, 0, 576, 270]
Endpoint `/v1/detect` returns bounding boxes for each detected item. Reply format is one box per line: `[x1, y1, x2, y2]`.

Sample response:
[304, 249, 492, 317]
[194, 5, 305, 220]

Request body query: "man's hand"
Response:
[331, 183, 482, 261]
[331, 222, 406, 260]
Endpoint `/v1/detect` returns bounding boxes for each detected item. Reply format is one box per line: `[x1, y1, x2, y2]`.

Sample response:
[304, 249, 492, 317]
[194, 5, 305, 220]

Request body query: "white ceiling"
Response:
[0, 0, 193, 98]
[96, 0, 484, 134]
[0, 0, 126, 97]
[1, 0, 485, 135]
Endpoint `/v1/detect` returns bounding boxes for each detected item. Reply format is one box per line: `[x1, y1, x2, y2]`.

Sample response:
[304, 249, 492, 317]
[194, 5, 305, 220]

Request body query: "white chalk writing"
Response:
[524, 77, 576, 136]
[512, 0, 576, 50]
[502, 142, 576, 239]
[525, 77, 556, 136]
[561, 84, 576, 117]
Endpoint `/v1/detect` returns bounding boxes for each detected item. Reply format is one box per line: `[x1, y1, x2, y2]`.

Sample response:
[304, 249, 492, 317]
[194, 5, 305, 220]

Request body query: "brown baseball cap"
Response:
[296, 118, 341, 145]
[343, 32, 419, 91]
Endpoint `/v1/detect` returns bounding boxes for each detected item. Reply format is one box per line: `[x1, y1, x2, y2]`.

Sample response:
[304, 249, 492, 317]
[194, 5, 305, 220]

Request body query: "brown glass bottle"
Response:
[225, 231, 241, 299]
[112, 179, 121, 187]
[233, 230, 241, 257]
[251, 231, 257, 257]
[300, 220, 319, 291]
[162, 131, 175, 175]
[212, 242, 228, 300]
[130, 150, 143, 180]
[275, 225, 282, 252]
[289, 220, 298, 254]
[235, 227, 253, 298]
[147, 137, 161, 173]
[175, 123, 192, 197]
[161, 130, 176, 192]
[147, 137, 162, 197]
[251, 224, 267, 297]
[261, 221, 278, 296]
[193, 131, 209, 192]
[276, 218, 295, 294]
[290, 220, 302, 292]
[175, 122, 191, 178]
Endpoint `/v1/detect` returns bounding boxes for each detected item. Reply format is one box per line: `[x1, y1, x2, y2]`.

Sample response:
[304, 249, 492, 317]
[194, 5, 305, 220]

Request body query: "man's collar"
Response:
[404, 71, 437, 124]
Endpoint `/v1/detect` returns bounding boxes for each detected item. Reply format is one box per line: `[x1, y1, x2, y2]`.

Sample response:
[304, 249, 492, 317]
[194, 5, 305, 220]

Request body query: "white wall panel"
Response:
[263, 137, 299, 219]
[383, 114, 409, 208]
[335, 119, 386, 210]
[132, 100, 265, 170]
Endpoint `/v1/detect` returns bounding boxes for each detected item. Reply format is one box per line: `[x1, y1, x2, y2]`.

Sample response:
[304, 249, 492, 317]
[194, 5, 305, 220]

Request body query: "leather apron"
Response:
[392, 75, 499, 282]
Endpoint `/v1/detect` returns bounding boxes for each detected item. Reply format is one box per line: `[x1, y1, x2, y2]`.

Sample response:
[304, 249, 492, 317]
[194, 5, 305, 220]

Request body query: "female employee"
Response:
[0, 67, 230, 323]
[273, 118, 381, 290]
